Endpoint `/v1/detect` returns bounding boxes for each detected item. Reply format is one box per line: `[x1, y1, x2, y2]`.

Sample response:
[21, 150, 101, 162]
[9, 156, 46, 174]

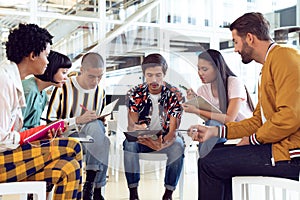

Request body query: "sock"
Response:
[163, 189, 173, 198]
[129, 187, 139, 199]
[86, 170, 97, 182]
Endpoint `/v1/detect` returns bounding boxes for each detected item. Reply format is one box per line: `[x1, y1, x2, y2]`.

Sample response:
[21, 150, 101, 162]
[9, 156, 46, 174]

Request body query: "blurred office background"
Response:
[0, 1, 300, 199]
[0, 0, 299, 105]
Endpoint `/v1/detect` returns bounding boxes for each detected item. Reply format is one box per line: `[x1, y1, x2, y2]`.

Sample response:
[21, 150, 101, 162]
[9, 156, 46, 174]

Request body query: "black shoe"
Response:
[94, 187, 105, 200]
[83, 181, 94, 200]
[129, 187, 139, 200]
[162, 189, 173, 200]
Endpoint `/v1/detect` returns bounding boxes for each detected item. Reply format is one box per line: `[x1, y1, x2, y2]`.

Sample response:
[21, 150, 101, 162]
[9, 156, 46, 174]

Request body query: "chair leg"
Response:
[232, 178, 243, 200]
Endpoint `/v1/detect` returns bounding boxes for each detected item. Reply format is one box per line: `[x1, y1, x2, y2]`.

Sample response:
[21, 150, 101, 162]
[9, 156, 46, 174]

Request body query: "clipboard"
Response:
[185, 96, 222, 121]
[23, 119, 65, 144]
[124, 130, 162, 142]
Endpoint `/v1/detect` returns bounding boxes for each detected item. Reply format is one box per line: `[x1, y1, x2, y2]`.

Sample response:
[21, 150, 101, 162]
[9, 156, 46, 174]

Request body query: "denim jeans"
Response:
[123, 136, 184, 191]
[198, 144, 300, 200]
[79, 120, 110, 188]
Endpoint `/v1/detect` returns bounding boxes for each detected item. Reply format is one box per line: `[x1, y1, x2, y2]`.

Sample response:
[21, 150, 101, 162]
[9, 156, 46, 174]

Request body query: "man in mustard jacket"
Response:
[188, 12, 300, 200]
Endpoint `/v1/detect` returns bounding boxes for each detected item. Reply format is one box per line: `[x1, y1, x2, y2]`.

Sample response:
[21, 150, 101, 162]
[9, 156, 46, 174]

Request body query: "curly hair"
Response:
[5, 23, 53, 64]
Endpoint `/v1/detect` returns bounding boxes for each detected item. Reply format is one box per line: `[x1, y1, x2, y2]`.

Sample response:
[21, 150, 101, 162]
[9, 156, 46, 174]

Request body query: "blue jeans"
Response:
[123, 136, 184, 191]
[198, 144, 300, 200]
[79, 120, 110, 188]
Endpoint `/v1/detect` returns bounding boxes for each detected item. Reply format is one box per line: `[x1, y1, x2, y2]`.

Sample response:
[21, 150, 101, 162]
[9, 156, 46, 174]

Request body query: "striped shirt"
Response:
[47, 76, 105, 129]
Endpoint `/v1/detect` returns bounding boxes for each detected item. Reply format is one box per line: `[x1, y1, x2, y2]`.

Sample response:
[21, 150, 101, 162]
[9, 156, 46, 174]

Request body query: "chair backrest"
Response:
[0, 181, 46, 200]
[139, 153, 168, 161]
[178, 112, 204, 131]
[232, 176, 300, 200]
[116, 105, 128, 145]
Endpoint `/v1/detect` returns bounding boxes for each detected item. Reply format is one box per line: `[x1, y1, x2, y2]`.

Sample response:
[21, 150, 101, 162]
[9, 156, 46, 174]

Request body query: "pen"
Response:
[80, 104, 88, 111]
[179, 84, 188, 91]
[176, 128, 198, 132]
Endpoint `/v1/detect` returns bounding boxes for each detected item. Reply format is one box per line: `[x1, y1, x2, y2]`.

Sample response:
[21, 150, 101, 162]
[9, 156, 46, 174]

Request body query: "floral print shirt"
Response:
[126, 82, 184, 136]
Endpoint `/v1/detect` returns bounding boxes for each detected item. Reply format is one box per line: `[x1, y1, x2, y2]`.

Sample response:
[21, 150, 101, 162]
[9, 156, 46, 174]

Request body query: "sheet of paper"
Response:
[98, 98, 119, 117]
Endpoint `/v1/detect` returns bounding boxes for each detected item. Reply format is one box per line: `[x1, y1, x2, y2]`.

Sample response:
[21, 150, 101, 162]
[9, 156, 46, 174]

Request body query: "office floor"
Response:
[104, 162, 198, 200]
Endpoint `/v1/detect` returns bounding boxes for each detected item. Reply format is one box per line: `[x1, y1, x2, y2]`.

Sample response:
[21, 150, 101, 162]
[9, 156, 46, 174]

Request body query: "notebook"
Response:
[185, 96, 222, 121]
[124, 130, 162, 142]
[97, 98, 119, 118]
[23, 119, 65, 144]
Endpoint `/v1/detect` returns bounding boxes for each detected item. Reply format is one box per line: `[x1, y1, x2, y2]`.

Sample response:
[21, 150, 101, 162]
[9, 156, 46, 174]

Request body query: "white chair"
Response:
[232, 176, 300, 200]
[113, 105, 184, 200]
[0, 181, 46, 200]
[177, 112, 202, 173]
[139, 152, 184, 200]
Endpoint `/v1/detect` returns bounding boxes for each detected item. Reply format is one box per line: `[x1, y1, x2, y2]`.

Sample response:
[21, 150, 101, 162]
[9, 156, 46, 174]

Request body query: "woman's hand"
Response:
[186, 88, 197, 100]
[182, 103, 199, 114]
[46, 127, 63, 139]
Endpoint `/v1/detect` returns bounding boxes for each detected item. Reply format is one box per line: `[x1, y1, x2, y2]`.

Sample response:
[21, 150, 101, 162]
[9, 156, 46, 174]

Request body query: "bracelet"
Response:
[217, 125, 221, 138]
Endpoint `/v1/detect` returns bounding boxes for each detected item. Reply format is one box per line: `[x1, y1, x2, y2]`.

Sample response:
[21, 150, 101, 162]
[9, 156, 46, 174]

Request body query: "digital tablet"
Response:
[124, 130, 162, 142]
[23, 120, 65, 144]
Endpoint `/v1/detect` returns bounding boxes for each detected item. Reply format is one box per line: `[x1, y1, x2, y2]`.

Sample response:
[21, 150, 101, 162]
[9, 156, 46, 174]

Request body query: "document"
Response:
[185, 96, 222, 121]
[97, 98, 119, 118]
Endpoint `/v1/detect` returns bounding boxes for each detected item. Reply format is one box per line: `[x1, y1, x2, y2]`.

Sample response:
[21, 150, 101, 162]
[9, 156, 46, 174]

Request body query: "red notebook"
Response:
[23, 120, 65, 144]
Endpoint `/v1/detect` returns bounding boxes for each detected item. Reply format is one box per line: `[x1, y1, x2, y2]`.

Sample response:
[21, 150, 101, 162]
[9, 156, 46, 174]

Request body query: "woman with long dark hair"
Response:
[183, 49, 254, 127]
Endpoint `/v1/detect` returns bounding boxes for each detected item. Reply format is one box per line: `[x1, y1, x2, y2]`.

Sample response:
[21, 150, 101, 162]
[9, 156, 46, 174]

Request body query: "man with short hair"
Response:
[188, 12, 300, 200]
[123, 53, 185, 200]
[47, 52, 110, 200]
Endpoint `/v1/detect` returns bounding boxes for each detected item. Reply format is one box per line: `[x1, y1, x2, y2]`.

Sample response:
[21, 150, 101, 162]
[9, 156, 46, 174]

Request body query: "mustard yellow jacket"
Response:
[226, 44, 300, 162]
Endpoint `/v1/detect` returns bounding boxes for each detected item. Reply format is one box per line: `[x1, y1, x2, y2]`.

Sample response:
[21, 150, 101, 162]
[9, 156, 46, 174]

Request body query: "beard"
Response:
[240, 42, 254, 64]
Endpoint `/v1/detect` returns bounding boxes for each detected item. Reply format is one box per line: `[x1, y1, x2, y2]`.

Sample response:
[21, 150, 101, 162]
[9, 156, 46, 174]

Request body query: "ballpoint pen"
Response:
[80, 104, 88, 111]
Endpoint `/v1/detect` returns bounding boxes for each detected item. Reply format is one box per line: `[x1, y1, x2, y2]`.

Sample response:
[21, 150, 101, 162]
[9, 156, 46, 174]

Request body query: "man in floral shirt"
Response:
[123, 53, 185, 200]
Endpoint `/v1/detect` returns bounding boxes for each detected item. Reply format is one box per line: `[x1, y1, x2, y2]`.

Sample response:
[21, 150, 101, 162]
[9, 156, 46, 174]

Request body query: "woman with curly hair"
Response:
[0, 23, 83, 200]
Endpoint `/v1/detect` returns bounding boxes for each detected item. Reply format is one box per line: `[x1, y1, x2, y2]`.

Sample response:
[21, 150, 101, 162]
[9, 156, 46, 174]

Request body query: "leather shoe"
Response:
[83, 181, 94, 200]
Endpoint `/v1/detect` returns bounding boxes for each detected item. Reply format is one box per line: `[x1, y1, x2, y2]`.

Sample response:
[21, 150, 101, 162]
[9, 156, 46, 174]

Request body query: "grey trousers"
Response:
[79, 120, 110, 188]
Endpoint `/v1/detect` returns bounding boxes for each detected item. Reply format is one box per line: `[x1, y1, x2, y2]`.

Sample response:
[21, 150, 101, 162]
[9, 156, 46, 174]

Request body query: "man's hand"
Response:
[133, 123, 148, 130]
[76, 110, 98, 124]
[236, 136, 250, 146]
[138, 135, 163, 150]
[187, 125, 218, 142]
